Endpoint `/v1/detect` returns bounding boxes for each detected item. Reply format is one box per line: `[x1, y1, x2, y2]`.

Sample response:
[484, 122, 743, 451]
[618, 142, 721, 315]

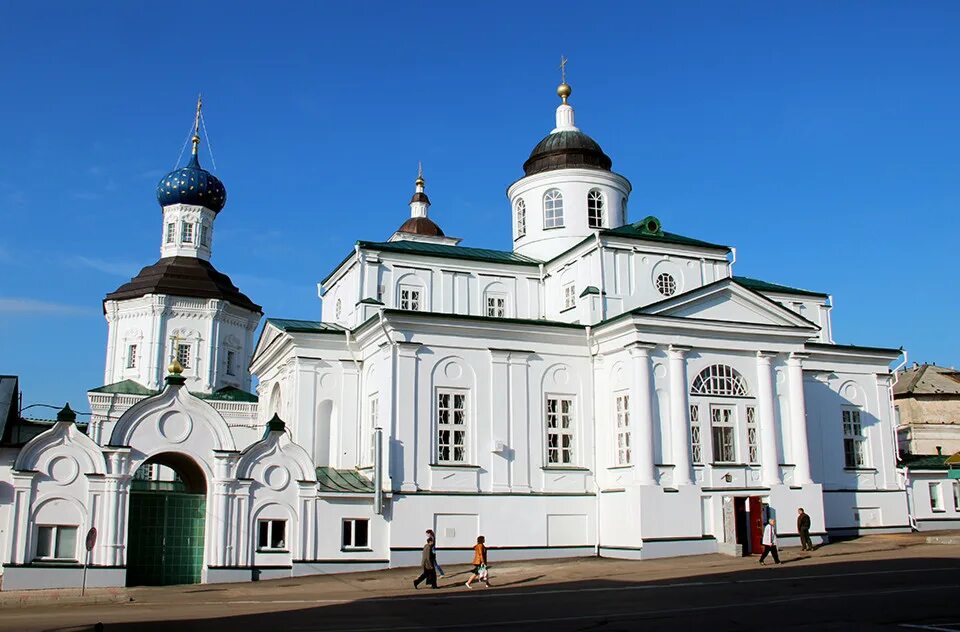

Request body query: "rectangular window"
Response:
[399, 286, 421, 311]
[181, 221, 194, 244]
[226, 350, 236, 376]
[486, 295, 506, 318]
[690, 404, 702, 464]
[436, 390, 467, 464]
[711, 405, 736, 463]
[126, 344, 137, 369]
[342, 518, 370, 549]
[199, 224, 208, 247]
[842, 409, 867, 468]
[954, 482, 960, 512]
[166, 222, 176, 244]
[35, 525, 78, 561]
[368, 394, 379, 466]
[615, 393, 630, 466]
[746, 406, 759, 464]
[257, 519, 287, 551]
[176, 343, 191, 369]
[546, 396, 575, 465]
[930, 482, 944, 512]
[562, 283, 576, 311]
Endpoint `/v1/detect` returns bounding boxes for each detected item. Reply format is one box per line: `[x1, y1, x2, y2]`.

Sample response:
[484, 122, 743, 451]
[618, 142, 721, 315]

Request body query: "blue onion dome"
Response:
[156, 152, 226, 213]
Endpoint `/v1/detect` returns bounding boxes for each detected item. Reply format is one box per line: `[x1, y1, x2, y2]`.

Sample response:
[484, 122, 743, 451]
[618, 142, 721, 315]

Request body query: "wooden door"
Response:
[748, 496, 764, 554]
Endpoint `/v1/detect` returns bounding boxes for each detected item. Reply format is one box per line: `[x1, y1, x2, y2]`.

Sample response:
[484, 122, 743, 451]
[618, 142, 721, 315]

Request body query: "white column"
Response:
[756, 352, 782, 486]
[787, 354, 813, 485]
[628, 343, 657, 485]
[668, 346, 693, 486]
[7, 474, 34, 565]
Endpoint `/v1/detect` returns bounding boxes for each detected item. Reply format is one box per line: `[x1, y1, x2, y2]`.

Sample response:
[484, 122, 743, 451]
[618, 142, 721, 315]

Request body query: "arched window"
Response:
[621, 196, 628, 224]
[515, 199, 526, 237]
[690, 365, 751, 397]
[587, 189, 604, 228]
[543, 189, 564, 229]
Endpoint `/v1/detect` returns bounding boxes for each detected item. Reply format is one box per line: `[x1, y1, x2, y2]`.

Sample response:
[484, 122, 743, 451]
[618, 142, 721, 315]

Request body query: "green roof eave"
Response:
[88, 380, 157, 396]
[381, 308, 586, 330]
[733, 276, 829, 299]
[579, 286, 604, 297]
[898, 454, 951, 470]
[356, 240, 543, 267]
[195, 387, 259, 403]
[316, 466, 375, 493]
[599, 225, 731, 251]
[358, 297, 385, 305]
[805, 342, 904, 356]
[265, 318, 348, 335]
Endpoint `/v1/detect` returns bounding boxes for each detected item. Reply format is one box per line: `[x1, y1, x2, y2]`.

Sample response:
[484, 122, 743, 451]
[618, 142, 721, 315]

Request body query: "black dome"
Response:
[523, 130, 612, 177]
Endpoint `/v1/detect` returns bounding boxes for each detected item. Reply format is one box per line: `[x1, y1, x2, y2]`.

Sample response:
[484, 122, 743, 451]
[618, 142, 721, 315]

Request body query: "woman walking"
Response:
[465, 535, 490, 588]
[426, 529, 444, 577]
[759, 518, 781, 565]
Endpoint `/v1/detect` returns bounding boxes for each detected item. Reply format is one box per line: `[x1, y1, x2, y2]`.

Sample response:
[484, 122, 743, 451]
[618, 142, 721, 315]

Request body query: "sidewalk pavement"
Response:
[0, 530, 950, 610]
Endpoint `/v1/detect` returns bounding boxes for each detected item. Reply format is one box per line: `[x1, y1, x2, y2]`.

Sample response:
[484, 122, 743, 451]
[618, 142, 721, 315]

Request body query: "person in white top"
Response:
[759, 518, 781, 565]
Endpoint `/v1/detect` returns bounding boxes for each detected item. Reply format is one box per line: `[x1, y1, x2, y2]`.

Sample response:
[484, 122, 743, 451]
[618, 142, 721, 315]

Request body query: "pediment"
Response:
[640, 279, 817, 329]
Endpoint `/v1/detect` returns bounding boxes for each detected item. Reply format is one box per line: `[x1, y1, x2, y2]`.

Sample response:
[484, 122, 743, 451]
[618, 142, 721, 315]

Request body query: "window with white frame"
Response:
[515, 198, 526, 237]
[35, 525, 78, 561]
[399, 285, 422, 311]
[436, 390, 467, 464]
[954, 482, 960, 511]
[690, 404, 702, 464]
[621, 196, 628, 221]
[166, 222, 176, 244]
[368, 394, 378, 466]
[176, 343, 191, 369]
[930, 482, 944, 512]
[562, 283, 576, 310]
[486, 294, 506, 318]
[257, 519, 286, 551]
[546, 396, 575, 465]
[342, 518, 370, 549]
[587, 189, 604, 228]
[615, 393, 631, 465]
[543, 189, 564, 228]
[842, 408, 867, 468]
[655, 272, 677, 297]
[181, 221, 194, 244]
[746, 406, 759, 463]
[199, 224, 209, 247]
[711, 405, 736, 463]
[226, 350, 237, 376]
[691, 365, 751, 397]
[126, 344, 137, 369]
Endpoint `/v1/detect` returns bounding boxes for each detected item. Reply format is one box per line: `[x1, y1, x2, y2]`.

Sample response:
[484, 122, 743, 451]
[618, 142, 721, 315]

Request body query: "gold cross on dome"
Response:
[191, 93, 203, 154]
[560, 55, 568, 84]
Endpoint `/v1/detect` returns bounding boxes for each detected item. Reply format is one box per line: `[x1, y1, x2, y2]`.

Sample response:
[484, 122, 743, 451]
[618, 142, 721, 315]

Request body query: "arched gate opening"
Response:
[126, 452, 207, 586]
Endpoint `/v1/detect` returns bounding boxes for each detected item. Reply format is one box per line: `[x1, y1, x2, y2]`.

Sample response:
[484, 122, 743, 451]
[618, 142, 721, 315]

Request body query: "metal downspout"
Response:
[376, 309, 397, 516]
[586, 325, 601, 556]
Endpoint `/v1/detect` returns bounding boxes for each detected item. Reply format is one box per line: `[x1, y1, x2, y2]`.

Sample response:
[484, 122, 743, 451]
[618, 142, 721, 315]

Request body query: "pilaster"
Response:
[394, 342, 421, 492]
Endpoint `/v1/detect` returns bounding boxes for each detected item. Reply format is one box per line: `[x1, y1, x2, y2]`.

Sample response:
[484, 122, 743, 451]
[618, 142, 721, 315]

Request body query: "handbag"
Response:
[477, 564, 488, 580]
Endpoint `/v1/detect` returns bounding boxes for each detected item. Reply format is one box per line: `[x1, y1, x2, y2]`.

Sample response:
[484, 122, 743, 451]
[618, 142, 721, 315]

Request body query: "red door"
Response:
[748, 496, 764, 554]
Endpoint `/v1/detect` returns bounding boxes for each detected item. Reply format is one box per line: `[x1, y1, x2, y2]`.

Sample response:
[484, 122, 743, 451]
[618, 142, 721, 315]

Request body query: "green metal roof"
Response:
[357, 240, 542, 266]
[579, 285, 603, 297]
[266, 318, 347, 334]
[733, 276, 829, 299]
[899, 453, 951, 470]
[601, 223, 731, 251]
[88, 380, 157, 396]
[195, 386, 258, 403]
[316, 467, 375, 493]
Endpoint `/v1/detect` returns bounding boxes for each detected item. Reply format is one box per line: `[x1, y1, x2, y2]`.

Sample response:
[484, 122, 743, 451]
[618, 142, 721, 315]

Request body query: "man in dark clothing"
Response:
[413, 537, 438, 589]
[797, 508, 813, 551]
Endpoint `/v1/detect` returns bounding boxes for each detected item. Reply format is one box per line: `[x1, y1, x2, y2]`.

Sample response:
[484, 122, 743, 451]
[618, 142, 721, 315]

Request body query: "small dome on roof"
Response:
[156, 151, 227, 213]
[397, 216, 445, 237]
[523, 130, 612, 177]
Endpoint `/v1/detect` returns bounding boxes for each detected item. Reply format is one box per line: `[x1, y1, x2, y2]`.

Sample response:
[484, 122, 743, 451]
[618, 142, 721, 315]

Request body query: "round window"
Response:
[656, 273, 677, 297]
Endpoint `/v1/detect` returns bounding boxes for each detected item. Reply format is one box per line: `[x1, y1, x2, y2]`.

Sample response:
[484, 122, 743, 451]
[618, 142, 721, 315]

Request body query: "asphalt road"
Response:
[6, 547, 960, 632]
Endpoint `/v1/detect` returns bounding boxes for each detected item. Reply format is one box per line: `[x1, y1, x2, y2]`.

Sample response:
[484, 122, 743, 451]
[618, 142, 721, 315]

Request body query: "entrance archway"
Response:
[126, 452, 207, 586]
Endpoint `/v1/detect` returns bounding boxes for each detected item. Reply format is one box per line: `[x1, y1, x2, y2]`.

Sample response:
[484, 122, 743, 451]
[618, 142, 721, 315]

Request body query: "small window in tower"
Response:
[399, 286, 422, 311]
[166, 223, 176, 244]
[199, 224, 209, 247]
[181, 222, 194, 244]
[226, 350, 237, 376]
[562, 283, 576, 311]
[126, 344, 137, 369]
[587, 189, 604, 228]
[176, 343, 191, 369]
[543, 189, 564, 229]
[515, 199, 526, 238]
[621, 197, 628, 223]
[656, 273, 677, 297]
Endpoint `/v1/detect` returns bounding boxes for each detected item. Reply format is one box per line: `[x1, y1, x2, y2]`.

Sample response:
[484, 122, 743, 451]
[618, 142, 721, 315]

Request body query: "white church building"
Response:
[0, 80, 909, 590]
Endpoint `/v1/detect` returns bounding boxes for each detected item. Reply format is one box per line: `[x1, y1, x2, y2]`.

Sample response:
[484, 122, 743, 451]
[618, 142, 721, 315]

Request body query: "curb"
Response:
[0, 590, 130, 609]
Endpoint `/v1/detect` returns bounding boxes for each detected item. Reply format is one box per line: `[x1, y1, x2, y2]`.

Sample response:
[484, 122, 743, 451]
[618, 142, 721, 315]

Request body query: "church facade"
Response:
[0, 82, 908, 590]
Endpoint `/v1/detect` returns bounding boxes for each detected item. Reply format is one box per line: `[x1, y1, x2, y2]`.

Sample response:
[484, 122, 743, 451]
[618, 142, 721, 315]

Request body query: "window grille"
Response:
[656, 273, 677, 297]
[515, 199, 526, 237]
[711, 405, 736, 463]
[842, 409, 866, 468]
[563, 283, 576, 310]
[546, 396, 575, 465]
[690, 404, 702, 464]
[543, 189, 564, 228]
[437, 390, 467, 463]
[127, 344, 137, 369]
[400, 287, 422, 311]
[181, 222, 194, 244]
[615, 393, 631, 465]
[691, 365, 751, 397]
[587, 189, 604, 228]
[746, 406, 759, 463]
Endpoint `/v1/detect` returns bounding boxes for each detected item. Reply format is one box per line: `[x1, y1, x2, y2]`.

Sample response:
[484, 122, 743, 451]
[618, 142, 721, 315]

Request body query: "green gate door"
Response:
[127, 490, 206, 586]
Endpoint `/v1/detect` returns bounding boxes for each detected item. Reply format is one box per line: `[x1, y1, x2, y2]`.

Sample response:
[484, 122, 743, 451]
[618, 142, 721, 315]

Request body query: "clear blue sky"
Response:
[2, 1, 958, 415]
